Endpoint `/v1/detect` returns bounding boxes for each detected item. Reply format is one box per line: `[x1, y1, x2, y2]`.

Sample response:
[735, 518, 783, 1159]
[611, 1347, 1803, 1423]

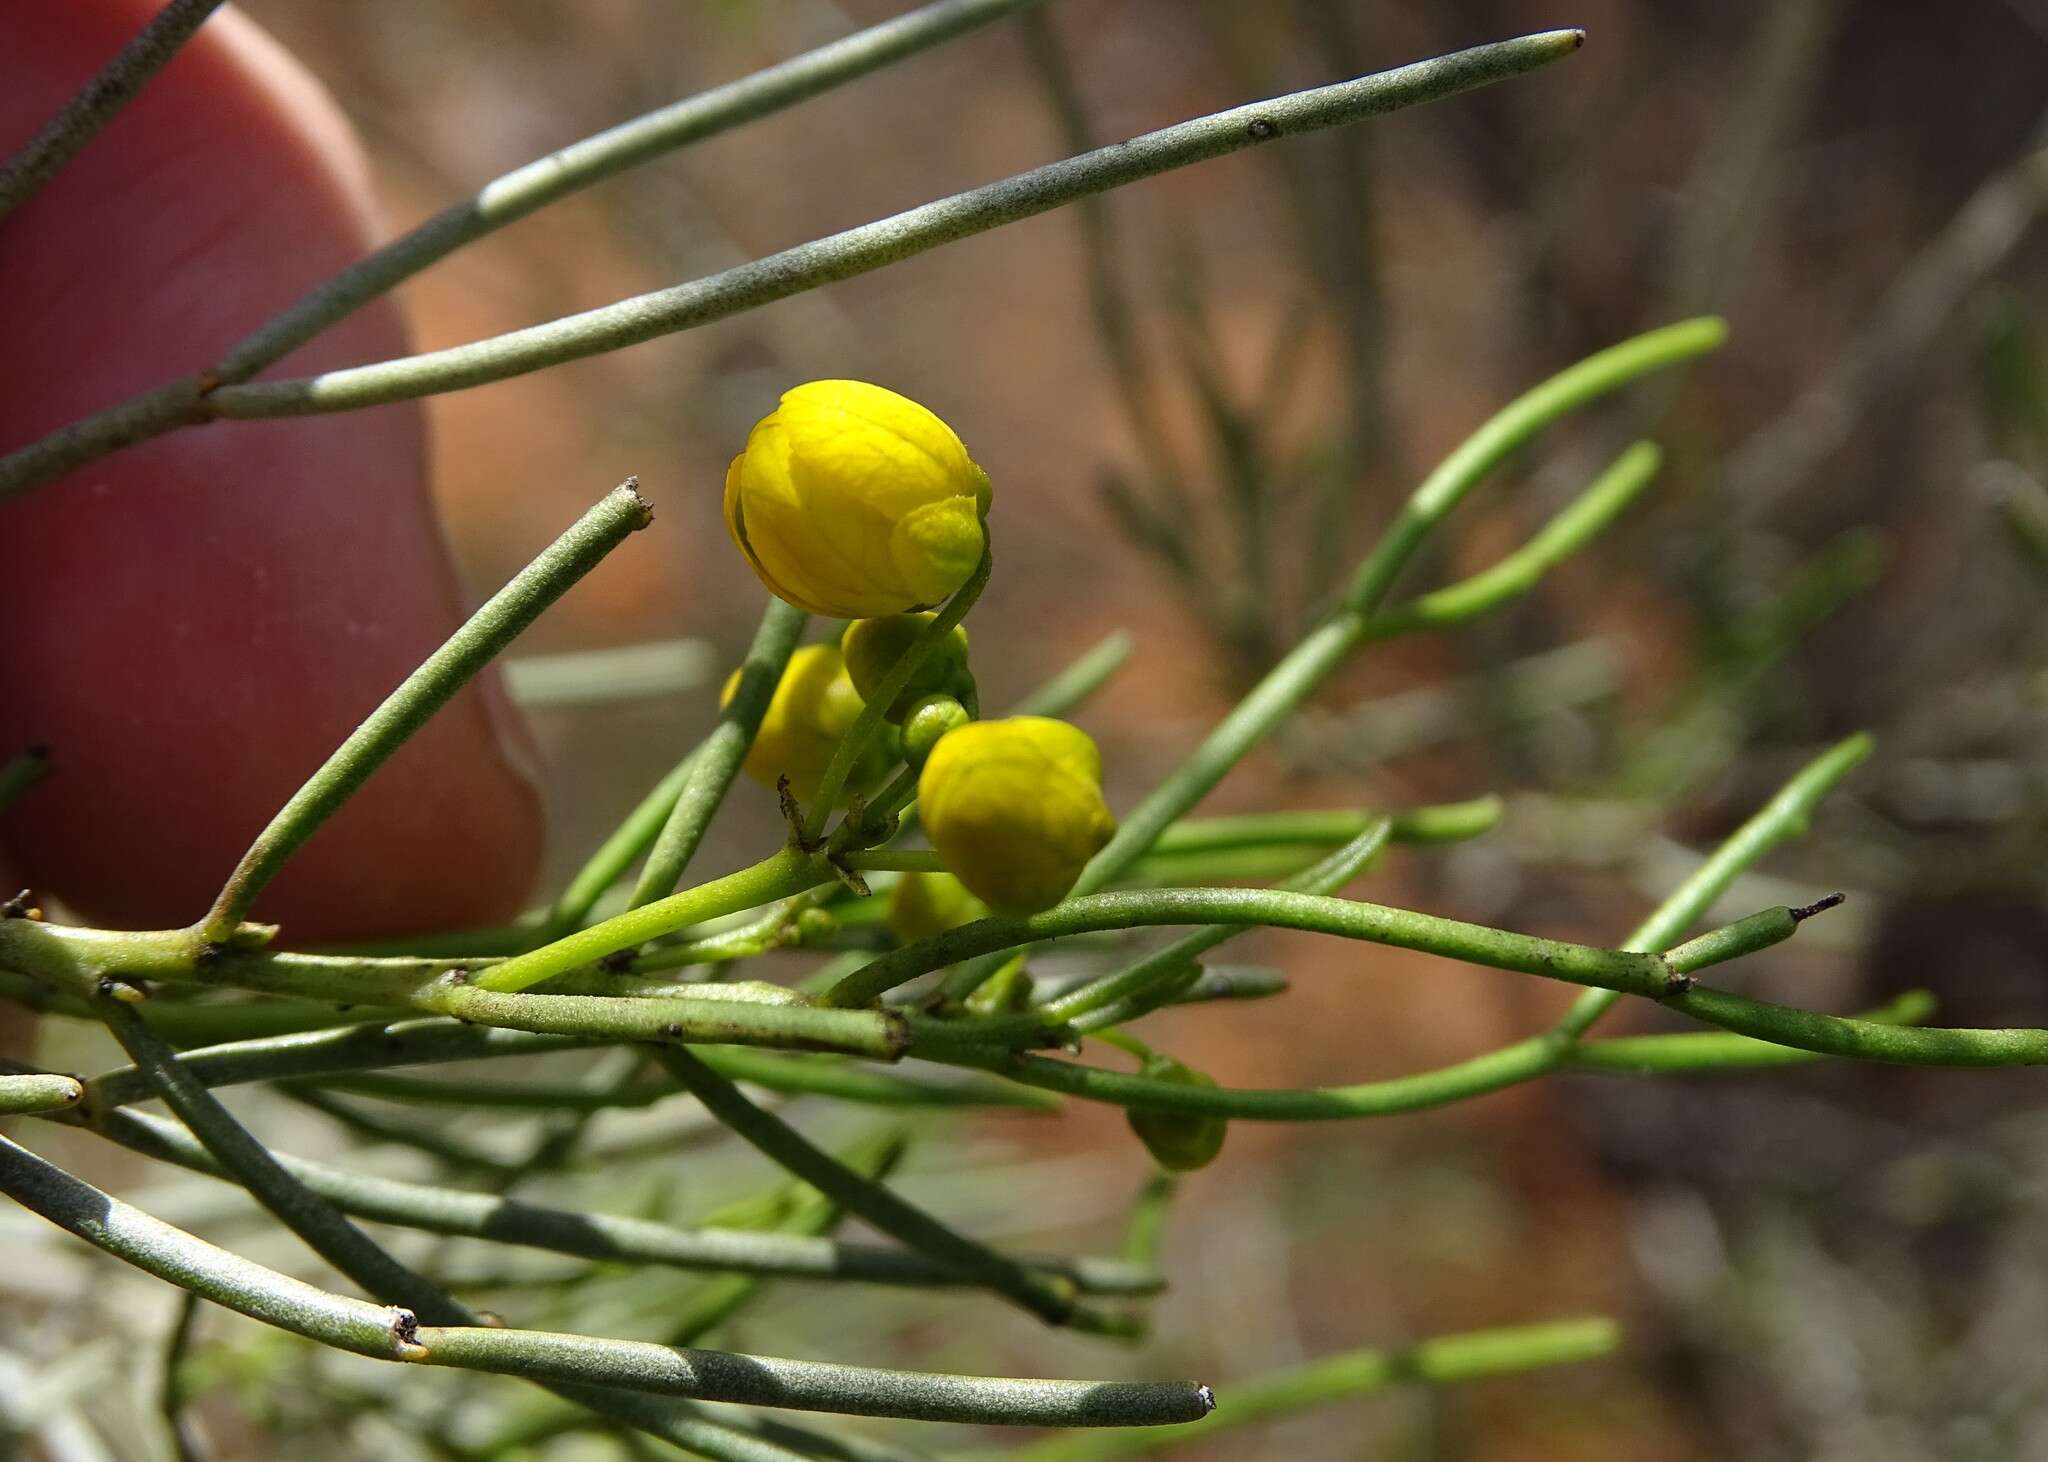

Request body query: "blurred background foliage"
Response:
[9, 2, 2048, 1458]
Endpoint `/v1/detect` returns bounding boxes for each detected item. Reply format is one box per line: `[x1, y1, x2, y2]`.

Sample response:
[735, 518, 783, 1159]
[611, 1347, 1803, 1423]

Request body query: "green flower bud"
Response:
[1126, 1055, 1228, 1171]
[720, 644, 891, 805]
[886, 871, 986, 945]
[899, 694, 972, 767]
[916, 716, 1116, 916]
[724, 380, 993, 618]
[841, 613, 974, 721]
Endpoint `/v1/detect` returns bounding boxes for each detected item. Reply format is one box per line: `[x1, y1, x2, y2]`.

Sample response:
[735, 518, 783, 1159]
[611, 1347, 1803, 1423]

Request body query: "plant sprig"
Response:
[5, 11, 2030, 1455]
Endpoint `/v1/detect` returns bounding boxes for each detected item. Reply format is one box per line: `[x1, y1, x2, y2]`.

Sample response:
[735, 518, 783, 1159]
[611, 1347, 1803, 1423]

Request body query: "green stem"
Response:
[96, 1013, 772, 1462]
[409, 1332, 1211, 1428]
[63, 1009, 1022, 1126]
[1052, 998, 2029, 1146]
[1074, 321, 1722, 899]
[2, 915, 906, 1058]
[1144, 798, 1503, 855]
[934, 989, 1947, 1124]
[1105, 963, 1289, 1008]
[68, 1008, 1167, 1444]
[1061, 967, 1205, 1038]
[933, 949, 1026, 1009]
[1008, 1318, 1617, 1462]
[87, 1105, 1157, 1297]
[1031, 820, 1393, 1028]
[1123, 844, 1391, 887]
[1551, 731, 1874, 1039]
[462, 1139, 906, 1459]
[191, 35, 1585, 423]
[1100, 797, 1499, 887]
[939, 961, 1288, 1025]
[632, 599, 807, 905]
[0, 1133, 1205, 1428]
[930, 1038, 1570, 1121]
[655, 1046, 1134, 1334]
[477, 848, 826, 993]
[1568, 990, 1936, 1073]
[1344, 320, 1724, 614]
[0, 0, 228, 223]
[94, 998, 450, 1312]
[0, 1072, 83, 1114]
[1364, 441, 1663, 636]
[315, 1046, 1056, 1111]
[215, 0, 1045, 385]
[1073, 615, 1359, 895]
[810, 549, 992, 841]
[420, 982, 907, 1058]
[0, 0, 1049, 499]
[81, 1017, 594, 1113]
[867, 764, 925, 827]
[844, 799, 1498, 882]
[1664, 899, 1832, 975]
[130, 997, 410, 1045]
[621, 901, 816, 972]
[828, 886, 1689, 1010]
[200, 484, 652, 940]
[903, 739, 1880, 1123]
[1666, 986, 2048, 1067]
[0, 1129, 441, 1359]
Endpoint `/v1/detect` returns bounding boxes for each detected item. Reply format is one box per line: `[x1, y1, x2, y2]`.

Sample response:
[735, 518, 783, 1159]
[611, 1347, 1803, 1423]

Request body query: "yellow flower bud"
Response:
[916, 716, 1116, 916]
[721, 644, 891, 805]
[885, 871, 987, 945]
[841, 613, 973, 721]
[724, 380, 993, 618]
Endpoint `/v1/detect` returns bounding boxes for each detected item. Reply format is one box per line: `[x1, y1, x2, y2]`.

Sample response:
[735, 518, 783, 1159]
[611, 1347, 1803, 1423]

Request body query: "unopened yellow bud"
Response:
[721, 644, 891, 804]
[724, 380, 992, 618]
[916, 716, 1115, 916]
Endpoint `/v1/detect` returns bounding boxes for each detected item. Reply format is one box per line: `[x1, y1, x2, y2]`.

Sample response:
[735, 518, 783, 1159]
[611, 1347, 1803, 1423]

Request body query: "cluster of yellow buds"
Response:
[722, 380, 1114, 915]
